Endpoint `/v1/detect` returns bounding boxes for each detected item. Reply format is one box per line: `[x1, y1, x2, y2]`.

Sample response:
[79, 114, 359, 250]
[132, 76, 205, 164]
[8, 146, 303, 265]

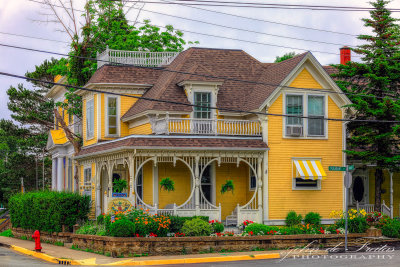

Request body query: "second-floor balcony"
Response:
[152, 117, 262, 136]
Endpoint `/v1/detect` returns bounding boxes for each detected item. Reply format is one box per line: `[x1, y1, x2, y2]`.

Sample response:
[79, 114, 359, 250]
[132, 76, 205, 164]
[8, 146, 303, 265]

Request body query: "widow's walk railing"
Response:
[97, 47, 179, 68]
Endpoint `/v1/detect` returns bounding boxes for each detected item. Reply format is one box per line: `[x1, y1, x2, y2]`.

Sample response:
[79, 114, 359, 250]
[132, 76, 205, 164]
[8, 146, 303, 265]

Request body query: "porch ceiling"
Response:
[75, 136, 268, 158]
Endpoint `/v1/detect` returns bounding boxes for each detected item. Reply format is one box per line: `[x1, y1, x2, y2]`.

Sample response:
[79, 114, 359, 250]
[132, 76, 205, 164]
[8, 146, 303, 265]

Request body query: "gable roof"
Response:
[88, 48, 328, 121]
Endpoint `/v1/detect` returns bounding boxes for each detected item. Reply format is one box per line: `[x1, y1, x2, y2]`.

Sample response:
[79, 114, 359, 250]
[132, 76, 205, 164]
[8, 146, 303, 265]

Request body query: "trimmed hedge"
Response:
[9, 191, 90, 233]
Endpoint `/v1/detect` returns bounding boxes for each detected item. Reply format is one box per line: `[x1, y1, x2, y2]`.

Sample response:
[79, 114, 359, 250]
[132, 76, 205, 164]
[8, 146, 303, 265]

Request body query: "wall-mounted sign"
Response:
[112, 192, 127, 197]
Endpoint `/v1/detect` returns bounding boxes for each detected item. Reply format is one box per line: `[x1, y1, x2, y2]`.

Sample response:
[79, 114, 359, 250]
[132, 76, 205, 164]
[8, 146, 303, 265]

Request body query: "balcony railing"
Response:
[97, 47, 180, 69]
[153, 117, 262, 136]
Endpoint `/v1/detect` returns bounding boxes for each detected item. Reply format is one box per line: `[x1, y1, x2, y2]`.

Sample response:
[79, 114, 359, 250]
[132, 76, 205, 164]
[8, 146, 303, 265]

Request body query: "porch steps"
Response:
[225, 207, 238, 226]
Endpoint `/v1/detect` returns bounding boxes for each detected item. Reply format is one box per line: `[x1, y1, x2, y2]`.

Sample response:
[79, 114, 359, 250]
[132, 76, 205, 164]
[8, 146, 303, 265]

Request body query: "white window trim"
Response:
[86, 98, 95, 140]
[282, 92, 328, 139]
[249, 168, 256, 191]
[83, 166, 92, 187]
[105, 95, 120, 137]
[291, 157, 322, 191]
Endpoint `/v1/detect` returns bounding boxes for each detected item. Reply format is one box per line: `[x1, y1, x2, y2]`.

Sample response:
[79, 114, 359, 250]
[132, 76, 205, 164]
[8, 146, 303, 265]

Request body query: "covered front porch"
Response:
[349, 165, 400, 218]
[76, 138, 267, 226]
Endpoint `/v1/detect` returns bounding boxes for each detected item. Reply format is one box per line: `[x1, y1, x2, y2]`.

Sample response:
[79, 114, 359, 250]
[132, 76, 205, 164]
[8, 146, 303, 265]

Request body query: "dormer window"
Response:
[194, 92, 211, 119]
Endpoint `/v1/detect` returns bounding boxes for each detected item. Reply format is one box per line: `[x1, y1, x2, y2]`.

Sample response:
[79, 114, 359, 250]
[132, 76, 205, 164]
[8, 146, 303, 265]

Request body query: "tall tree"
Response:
[333, 0, 400, 211]
[42, 0, 195, 153]
[274, 52, 299, 63]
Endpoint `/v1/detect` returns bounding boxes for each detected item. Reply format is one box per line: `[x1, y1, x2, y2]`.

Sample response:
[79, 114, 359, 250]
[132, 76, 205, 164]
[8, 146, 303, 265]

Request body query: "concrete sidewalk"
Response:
[0, 236, 325, 265]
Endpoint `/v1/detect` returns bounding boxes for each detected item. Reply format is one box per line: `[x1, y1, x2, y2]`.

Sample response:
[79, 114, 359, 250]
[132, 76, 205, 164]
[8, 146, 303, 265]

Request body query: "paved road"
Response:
[179, 252, 399, 267]
[1, 245, 399, 267]
[0, 246, 52, 266]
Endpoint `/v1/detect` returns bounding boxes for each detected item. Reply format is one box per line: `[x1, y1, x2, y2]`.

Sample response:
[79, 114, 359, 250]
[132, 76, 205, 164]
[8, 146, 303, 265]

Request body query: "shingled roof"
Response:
[87, 47, 313, 120]
[75, 137, 268, 157]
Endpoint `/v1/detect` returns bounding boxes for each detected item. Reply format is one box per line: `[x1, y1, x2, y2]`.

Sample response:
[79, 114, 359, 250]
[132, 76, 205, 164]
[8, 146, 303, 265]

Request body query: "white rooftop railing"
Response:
[97, 46, 180, 68]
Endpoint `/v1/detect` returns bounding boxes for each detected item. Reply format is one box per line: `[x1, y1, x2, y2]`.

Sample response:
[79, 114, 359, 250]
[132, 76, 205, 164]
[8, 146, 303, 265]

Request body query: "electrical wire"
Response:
[2, 42, 400, 101]
[0, 31, 69, 44]
[26, 0, 359, 54]
[1, 71, 400, 124]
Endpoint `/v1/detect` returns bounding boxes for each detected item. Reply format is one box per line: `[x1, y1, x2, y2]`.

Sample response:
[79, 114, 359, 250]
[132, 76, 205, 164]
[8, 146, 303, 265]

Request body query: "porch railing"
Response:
[97, 47, 179, 68]
[356, 200, 391, 216]
[153, 117, 262, 136]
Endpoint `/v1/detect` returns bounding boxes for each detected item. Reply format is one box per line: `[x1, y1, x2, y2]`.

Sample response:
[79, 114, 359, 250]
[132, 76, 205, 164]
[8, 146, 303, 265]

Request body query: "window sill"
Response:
[86, 137, 95, 141]
[105, 134, 119, 138]
[284, 135, 327, 140]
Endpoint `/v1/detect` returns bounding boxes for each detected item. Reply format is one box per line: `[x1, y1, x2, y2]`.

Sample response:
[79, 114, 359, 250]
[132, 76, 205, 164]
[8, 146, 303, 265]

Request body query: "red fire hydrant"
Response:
[32, 230, 42, 252]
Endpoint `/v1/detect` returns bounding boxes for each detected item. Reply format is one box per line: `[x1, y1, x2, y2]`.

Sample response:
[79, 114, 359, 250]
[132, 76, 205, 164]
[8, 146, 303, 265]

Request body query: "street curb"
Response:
[101, 253, 281, 266]
[9, 245, 83, 265]
[4, 243, 281, 265]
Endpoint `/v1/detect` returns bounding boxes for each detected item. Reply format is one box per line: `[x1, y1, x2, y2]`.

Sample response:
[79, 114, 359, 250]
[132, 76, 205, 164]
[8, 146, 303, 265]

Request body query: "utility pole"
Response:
[42, 148, 45, 190]
[35, 155, 38, 190]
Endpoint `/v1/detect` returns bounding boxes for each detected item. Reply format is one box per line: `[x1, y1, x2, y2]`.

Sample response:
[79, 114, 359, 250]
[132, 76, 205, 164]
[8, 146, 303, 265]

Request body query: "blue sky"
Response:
[1, 0, 399, 121]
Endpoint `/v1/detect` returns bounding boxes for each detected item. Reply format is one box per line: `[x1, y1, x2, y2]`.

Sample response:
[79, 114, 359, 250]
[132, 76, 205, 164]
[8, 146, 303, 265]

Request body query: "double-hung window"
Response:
[194, 92, 211, 119]
[308, 95, 325, 136]
[86, 99, 94, 139]
[285, 94, 326, 137]
[107, 97, 118, 136]
[83, 167, 92, 199]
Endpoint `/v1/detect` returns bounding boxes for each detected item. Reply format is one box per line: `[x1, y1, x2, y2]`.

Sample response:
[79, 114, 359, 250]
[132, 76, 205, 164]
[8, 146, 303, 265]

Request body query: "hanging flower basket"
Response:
[160, 177, 175, 192]
[221, 180, 234, 194]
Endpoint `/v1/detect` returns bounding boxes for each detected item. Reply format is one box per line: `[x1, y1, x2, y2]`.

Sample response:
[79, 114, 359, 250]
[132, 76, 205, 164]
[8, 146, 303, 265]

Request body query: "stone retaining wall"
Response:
[12, 228, 72, 244]
[11, 228, 374, 257]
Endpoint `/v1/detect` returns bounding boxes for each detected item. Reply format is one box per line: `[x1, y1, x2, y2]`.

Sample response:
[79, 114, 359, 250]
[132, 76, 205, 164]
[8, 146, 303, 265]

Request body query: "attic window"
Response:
[194, 92, 211, 119]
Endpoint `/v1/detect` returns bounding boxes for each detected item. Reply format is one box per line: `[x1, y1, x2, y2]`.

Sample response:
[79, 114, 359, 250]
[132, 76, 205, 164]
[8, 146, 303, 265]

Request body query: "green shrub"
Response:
[181, 218, 212, 236]
[243, 223, 280, 235]
[304, 212, 321, 226]
[169, 216, 209, 233]
[110, 219, 135, 237]
[280, 226, 303, 235]
[97, 214, 105, 225]
[8, 191, 90, 233]
[0, 229, 13, 237]
[76, 221, 106, 236]
[285, 211, 302, 227]
[335, 217, 368, 233]
[382, 219, 400, 238]
[211, 221, 224, 233]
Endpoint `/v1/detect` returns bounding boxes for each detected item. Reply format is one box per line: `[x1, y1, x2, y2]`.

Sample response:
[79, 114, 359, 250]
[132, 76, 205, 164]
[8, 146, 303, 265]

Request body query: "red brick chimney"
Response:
[340, 46, 351, 65]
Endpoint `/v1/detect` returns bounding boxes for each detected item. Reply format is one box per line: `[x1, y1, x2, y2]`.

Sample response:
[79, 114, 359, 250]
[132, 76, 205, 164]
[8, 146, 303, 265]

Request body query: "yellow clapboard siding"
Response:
[216, 163, 250, 220]
[158, 162, 191, 209]
[129, 123, 152, 135]
[267, 70, 343, 220]
[121, 95, 140, 137]
[369, 169, 400, 217]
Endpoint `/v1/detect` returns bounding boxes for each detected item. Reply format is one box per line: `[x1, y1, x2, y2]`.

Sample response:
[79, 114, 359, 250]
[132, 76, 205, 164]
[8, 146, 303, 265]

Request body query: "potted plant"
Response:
[160, 177, 175, 192]
[220, 180, 234, 194]
[113, 179, 127, 194]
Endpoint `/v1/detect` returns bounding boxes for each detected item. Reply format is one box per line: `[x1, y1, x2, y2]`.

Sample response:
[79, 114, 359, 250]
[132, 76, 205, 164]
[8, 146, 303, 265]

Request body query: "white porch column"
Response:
[128, 156, 135, 198]
[259, 116, 269, 222]
[52, 158, 57, 190]
[194, 156, 200, 215]
[95, 162, 101, 217]
[390, 171, 393, 219]
[57, 157, 64, 191]
[107, 161, 113, 197]
[257, 157, 263, 223]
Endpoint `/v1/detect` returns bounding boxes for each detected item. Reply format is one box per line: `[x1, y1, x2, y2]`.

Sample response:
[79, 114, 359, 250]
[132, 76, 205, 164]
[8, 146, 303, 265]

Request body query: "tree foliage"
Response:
[274, 52, 299, 63]
[333, 0, 400, 210]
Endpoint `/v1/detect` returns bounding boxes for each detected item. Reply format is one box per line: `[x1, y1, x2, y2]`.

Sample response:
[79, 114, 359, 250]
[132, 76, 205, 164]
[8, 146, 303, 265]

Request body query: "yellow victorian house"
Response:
[47, 47, 354, 225]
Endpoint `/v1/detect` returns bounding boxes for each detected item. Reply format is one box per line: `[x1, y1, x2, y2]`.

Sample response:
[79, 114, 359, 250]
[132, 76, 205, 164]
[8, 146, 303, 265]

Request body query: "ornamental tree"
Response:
[333, 0, 400, 211]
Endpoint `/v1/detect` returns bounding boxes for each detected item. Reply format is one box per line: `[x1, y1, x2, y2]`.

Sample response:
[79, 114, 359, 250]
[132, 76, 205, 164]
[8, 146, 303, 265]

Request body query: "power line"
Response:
[157, 0, 359, 36]
[1, 71, 399, 124]
[132, 7, 358, 47]
[26, 0, 347, 56]
[2, 42, 399, 101]
[0, 31, 69, 44]
[119, 0, 400, 12]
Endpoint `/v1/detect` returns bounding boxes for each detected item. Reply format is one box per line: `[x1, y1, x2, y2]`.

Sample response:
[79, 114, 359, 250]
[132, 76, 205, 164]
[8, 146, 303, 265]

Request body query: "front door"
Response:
[352, 175, 368, 204]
